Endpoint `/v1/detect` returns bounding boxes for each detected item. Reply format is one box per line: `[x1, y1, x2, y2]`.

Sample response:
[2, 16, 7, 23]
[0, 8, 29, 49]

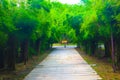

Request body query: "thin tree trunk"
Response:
[6, 36, 16, 70]
[104, 40, 111, 57]
[35, 39, 41, 54]
[111, 29, 116, 72]
[77, 41, 80, 48]
[0, 48, 4, 69]
[90, 41, 96, 55]
[20, 43, 24, 63]
[24, 40, 29, 65]
[20, 39, 29, 65]
[115, 39, 120, 69]
[50, 43, 53, 48]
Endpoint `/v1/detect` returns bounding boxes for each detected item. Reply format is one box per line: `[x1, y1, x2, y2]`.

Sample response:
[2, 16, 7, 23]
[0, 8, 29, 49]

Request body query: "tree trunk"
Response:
[114, 38, 120, 70]
[35, 39, 41, 54]
[6, 36, 16, 70]
[104, 40, 111, 57]
[77, 41, 80, 48]
[50, 43, 53, 48]
[110, 30, 116, 72]
[20, 39, 29, 65]
[90, 41, 96, 55]
[20, 43, 24, 63]
[0, 48, 4, 69]
[24, 40, 29, 65]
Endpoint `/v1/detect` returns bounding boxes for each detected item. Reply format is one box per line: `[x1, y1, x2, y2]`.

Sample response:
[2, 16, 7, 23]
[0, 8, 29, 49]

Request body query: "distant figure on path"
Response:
[62, 40, 68, 48]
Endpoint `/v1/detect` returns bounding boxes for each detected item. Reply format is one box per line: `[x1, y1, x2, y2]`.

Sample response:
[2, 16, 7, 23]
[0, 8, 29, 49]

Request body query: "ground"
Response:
[0, 46, 120, 80]
[24, 46, 101, 80]
[76, 48, 120, 80]
[0, 50, 50, 80]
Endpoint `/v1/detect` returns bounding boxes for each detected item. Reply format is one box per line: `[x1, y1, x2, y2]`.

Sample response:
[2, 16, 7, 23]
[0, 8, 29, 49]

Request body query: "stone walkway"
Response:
[24, 46, 102, 80]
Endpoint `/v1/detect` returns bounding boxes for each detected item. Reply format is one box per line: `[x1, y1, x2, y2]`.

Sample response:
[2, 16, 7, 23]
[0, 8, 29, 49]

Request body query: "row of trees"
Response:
[0, 0, 53, 70]
[0, 0, 76, 70]
[50, 0, 120, 72]
[66, 0, 120, 72]
[0, 0, 120, 72]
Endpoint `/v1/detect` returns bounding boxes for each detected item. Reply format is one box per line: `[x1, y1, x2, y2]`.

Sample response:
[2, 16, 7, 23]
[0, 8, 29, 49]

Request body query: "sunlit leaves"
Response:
[0, 0, 120, 45]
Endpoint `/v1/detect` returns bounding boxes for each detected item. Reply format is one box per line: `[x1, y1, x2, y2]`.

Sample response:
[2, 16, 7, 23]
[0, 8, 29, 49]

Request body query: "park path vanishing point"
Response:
[24, 46, 102, 80]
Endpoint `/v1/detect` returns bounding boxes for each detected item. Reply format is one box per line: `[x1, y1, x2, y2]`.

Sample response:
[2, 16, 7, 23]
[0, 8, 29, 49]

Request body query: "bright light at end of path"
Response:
[17, 3, 20, 7]
[59, 0, 80, 4]
[51, 0, 82, 5]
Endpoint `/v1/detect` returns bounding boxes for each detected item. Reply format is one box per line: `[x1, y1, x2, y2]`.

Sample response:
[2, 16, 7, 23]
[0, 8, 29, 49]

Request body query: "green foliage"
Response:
[0, 31, 8, 46]
[0, 0, 120, 71]
[14, 8, 38, 40]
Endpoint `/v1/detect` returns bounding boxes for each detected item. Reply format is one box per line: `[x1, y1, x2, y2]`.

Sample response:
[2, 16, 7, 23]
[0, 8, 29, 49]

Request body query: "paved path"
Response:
[24, 46, 101, 80]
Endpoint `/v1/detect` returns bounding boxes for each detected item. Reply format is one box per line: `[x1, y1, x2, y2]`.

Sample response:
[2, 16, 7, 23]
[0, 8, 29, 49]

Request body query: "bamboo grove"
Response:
[0, 0, 120, 72]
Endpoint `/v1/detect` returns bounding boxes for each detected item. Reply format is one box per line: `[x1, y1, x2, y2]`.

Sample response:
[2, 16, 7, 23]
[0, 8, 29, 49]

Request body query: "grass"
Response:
[0, 49, 51, 80]
[76, 48, 120, 80]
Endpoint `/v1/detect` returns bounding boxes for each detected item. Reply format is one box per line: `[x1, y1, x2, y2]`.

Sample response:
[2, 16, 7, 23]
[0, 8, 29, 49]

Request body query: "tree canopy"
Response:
[0, 0, 120, 72]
